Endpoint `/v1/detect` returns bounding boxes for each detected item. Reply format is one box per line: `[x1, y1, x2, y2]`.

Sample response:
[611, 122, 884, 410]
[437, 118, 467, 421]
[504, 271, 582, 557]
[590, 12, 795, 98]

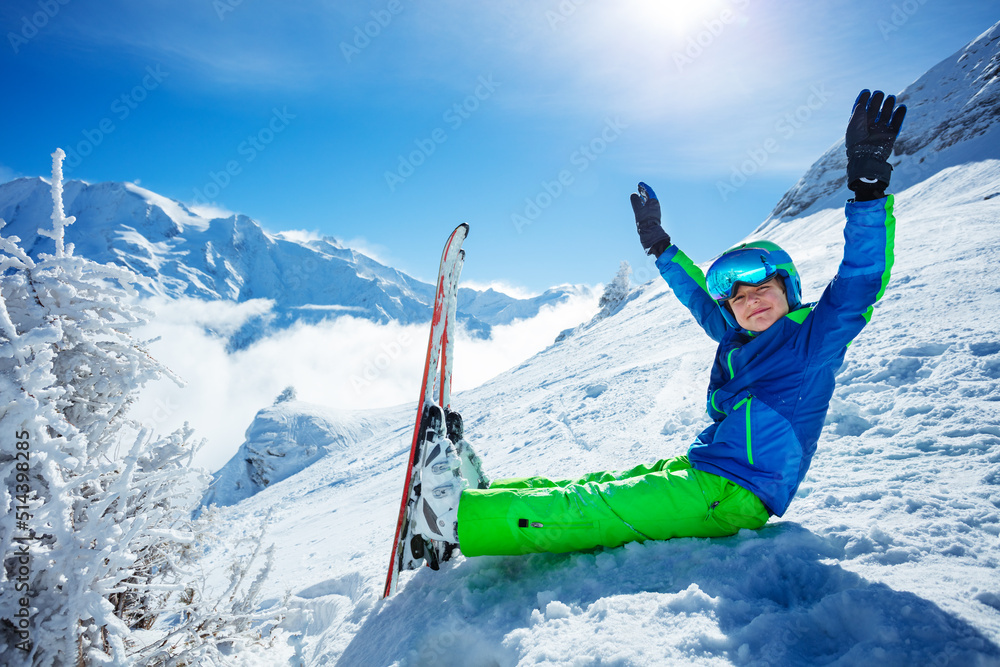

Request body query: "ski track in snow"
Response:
[198, 161, 1000, 665]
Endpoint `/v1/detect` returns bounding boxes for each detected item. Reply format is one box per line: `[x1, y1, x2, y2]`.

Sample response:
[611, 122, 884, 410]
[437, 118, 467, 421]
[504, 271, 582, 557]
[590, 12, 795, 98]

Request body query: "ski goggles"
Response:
[706, 247, 783, 302]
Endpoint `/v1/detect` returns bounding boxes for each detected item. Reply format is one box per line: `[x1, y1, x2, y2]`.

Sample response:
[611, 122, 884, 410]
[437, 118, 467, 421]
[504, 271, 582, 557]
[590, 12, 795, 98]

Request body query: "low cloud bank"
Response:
[130, 291, 599, 472]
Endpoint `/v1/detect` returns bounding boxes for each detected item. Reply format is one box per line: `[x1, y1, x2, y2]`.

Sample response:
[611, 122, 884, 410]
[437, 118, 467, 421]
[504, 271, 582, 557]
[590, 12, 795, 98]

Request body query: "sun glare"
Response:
[629, 0, 732, 40]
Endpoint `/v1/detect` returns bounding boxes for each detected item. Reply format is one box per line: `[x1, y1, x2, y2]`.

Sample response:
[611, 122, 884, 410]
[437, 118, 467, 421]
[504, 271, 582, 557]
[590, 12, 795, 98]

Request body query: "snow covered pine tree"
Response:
[597, 261, 632, 319]
[556, 261, 632, 343]
[0, 150, 281, 665]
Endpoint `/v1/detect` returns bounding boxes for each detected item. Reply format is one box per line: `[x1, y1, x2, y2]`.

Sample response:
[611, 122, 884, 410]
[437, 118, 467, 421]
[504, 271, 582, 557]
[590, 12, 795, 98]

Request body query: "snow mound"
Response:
[201, 400, 396, 508]
[341, 525, 995, 666]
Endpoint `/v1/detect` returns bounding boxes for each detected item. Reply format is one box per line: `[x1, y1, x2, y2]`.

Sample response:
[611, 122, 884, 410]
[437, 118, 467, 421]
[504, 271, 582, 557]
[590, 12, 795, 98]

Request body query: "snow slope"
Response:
[0, 178, 590, 348]
[198, 159, 1000, 665]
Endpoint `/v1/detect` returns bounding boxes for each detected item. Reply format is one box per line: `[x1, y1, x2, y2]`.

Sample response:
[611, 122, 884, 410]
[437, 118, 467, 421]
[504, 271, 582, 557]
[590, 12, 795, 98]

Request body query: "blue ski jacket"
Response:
[655, 196, 896, 516]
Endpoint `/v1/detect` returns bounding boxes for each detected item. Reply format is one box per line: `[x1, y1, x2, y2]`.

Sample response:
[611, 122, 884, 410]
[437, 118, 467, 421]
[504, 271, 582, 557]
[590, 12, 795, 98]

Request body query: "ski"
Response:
[383, 223, 468, 599]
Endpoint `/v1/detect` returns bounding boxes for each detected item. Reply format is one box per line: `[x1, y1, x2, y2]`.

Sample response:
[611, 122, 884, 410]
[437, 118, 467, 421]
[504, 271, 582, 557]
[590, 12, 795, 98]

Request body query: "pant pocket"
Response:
[712, 480, 769, 530]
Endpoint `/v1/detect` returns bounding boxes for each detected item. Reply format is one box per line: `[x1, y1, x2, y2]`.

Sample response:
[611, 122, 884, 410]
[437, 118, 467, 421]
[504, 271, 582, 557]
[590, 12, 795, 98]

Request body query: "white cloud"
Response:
[291, 304, 366, 312]
[139, 296, 274, 337]
[186, 201, 238, 220]
[459, 279, 539, 299]
[340, 236, 400, 268]
[129, 292, 598, 473]
[451, 290, 599, 392]
[275, 228, 326, 244]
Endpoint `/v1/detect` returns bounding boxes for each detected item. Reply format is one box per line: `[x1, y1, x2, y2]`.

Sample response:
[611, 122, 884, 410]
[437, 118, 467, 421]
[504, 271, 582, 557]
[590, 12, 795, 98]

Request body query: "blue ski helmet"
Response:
[706, 241, 803, 327]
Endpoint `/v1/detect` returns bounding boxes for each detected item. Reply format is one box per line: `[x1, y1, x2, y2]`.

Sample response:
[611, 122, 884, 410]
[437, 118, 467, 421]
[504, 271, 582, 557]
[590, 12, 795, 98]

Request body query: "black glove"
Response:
[846, 89, 907, 200]
[630, 182, 671, 257]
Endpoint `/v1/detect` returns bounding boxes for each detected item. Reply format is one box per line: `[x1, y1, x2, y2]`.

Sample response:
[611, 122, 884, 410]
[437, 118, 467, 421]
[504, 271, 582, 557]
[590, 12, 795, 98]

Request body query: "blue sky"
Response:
[2, 1, 996, 294]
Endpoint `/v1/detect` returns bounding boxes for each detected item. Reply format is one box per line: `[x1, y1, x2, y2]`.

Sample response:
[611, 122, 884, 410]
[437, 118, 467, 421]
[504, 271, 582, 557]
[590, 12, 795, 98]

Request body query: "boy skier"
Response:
[411, 89, 906, 559]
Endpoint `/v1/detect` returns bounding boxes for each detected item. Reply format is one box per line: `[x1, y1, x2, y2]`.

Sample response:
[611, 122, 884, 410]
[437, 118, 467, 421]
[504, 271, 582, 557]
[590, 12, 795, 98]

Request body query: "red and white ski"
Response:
[383, 223, 468, 599]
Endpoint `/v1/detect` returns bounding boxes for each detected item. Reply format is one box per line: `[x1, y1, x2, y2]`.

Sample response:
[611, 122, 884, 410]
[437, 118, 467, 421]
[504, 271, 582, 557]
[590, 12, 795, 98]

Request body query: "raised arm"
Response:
[630, 182, 730, 342]
[808, 89, 906, 358]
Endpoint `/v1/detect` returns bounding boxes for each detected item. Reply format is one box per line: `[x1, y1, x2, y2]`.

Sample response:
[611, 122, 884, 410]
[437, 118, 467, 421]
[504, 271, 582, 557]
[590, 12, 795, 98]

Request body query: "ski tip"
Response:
[458, 222, 470, 234]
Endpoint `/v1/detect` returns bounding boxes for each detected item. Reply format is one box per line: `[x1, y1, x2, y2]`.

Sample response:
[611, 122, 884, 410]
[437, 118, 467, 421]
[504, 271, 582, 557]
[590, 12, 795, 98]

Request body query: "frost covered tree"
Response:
[275, 386, 297, 404]
[132, 511, 286, 666]
[0, 150, 279, 665]
[597, 260, 632, 318]
[555, 261, 633, 344]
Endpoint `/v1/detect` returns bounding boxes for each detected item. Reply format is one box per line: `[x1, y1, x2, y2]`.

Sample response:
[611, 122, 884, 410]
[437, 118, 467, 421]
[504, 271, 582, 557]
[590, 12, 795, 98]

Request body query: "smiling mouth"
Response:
[749, 307, 770, 318]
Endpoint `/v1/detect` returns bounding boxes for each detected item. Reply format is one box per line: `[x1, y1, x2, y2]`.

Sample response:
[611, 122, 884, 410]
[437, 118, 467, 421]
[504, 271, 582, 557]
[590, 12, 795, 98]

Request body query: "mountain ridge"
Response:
[0, 176, 592, 348]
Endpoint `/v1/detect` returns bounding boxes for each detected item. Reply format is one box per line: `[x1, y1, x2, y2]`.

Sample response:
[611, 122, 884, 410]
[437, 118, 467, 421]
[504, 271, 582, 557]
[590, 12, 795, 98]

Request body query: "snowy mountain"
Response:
[202, 158, 1000, 665]
[191, 24, 1000, 664]
[765, 21, 1000, 224]
[0, 177, 590, 347]
[201, 395, 401, 508]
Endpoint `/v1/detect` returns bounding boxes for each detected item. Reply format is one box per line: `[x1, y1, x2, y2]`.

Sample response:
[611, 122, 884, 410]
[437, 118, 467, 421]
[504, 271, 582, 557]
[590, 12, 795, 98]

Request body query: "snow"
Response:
[122, 182, 213, 233]
[195, 159, 1000, 664]
[203, 399, 397, 508]
[3, 20, 995, 665]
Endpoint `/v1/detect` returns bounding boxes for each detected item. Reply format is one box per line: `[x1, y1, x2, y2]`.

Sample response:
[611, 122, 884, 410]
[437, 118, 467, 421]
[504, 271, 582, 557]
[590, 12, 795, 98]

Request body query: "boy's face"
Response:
[727, 276, 789, 332]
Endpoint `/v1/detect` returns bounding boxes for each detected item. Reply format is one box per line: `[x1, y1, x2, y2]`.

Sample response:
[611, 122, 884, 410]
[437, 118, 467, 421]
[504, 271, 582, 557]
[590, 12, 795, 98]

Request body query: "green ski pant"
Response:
[456, 455, 770, 557]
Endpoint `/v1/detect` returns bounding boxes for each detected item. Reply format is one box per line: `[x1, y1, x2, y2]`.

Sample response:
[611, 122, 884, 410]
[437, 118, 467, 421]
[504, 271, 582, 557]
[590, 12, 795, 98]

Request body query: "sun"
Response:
[627, 0, 734, 40]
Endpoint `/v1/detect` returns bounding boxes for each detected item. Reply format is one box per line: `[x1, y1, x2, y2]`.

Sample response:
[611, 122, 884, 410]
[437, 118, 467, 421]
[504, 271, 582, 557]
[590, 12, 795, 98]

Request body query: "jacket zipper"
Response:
[518, 519, 594, 530]
[734, 395, 754, 465]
